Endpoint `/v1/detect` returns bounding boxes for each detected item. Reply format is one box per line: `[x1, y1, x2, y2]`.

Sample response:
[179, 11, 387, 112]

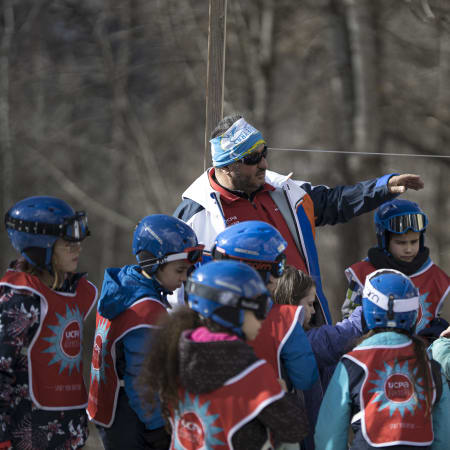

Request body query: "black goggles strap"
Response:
[4, 214, 89, 241]
[213, 247, 286, 279]
[186, 280, 268, 317]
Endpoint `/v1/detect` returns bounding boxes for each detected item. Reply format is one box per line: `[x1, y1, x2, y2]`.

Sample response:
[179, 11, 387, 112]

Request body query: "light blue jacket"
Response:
[315, 331, 450, 450]
[431, 337, 450, 381]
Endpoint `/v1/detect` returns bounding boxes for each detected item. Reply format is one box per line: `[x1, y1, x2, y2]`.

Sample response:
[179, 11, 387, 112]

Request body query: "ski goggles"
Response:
[213, 247, 286, 279]
[381, 213, 428, 234]
[239, 146, 268, 165]
[5, 211, 90, 242]
[185, 280, 271, 320]
[139, 245, 205, 269]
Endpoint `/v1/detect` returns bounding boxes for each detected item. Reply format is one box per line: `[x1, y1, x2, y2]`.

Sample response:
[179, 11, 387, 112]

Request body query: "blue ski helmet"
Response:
[4, 196, 89, 271]
[212, 221, 287, 284]
[185, 260, 271, 338]
[362, 269, 419, 333]
[374, 199, 428, 251]
[132, 214, 203, 274]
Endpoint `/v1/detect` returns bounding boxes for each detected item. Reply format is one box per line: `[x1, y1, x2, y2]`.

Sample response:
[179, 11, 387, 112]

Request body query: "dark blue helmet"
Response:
[132, 214, 203, 274]
[362, 269, 419, 333]
[212, 221, 287, 283]
[5, 196, 89, 271]
[374, 199, 428, 250]
[185, 260, 271, 338]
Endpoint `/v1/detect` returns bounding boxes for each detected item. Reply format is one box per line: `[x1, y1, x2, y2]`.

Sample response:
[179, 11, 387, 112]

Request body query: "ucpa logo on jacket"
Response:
[87, 298, 167, 427]
[0, 270, 97, 410]
[170, 360, 283, 450]
[344, 341, 434, 446]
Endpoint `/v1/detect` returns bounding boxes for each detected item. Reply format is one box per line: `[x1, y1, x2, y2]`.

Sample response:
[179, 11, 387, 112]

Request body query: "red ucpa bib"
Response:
[0, 270, 97, 410]
[170, 360, 283, 450]
[87, 298, 167, 427]
[346, 260, 449, 332]
[248, 304, 303, 378]
[344, 341, 435, 446]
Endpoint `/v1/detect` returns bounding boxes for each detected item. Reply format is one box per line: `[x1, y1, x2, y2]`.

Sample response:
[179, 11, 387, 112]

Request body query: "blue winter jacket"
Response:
[302, 307, 364, 450]
[315, 332, 450, 450]
[279, 315, 319, 390]
[98, 265, 170, 430]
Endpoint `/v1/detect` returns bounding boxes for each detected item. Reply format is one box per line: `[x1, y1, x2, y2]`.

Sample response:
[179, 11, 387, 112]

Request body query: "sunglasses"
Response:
[139, 245, 205, 269]
[5, 211, 90, 242]
[240, 146, 268, 165]
[382, 213, 428, 234]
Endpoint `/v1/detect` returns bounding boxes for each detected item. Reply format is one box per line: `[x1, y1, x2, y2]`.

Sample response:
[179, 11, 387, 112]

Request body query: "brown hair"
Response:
[273, 265, 315, 306]
[12, 257, 62, 289]
[138, 307, 240, 421]
[13, 257, 44, 277]
[357, 328, 434, 416]
[137, 307, 200, 421]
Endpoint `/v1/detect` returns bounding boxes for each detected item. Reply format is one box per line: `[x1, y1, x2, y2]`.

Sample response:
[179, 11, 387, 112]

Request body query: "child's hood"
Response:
[98, 264, 165, 319]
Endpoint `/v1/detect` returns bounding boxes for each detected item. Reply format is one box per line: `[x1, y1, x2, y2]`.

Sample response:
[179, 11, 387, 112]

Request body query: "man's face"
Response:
[227, 144, 268, 194]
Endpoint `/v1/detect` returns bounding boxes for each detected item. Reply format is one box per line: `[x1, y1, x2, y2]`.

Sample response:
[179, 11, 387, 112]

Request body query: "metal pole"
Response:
[204, 0, 227, 171]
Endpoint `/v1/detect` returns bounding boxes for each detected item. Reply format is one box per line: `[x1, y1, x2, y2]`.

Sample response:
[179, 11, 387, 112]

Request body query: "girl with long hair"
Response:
[139, 260, 309, 450]
[315, 269, 450, 450]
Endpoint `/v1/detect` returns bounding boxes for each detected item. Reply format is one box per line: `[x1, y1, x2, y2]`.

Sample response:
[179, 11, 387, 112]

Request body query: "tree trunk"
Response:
[0, 1, 14, 271]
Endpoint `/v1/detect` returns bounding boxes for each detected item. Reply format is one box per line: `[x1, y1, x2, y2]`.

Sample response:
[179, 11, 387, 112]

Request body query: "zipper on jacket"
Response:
[210, 192, 227, 226]
[282, 185, 307, 264]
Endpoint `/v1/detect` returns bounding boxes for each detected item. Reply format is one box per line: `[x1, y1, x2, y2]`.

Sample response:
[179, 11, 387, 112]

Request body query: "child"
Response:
[212, 220, 318, 392]
[342, 199, 449, 338]
[316, 269, 450, 450]
[139, 260, 309, 449]
[273, 265, 363, 450]
[273, 265, 316, 329]
[87, 214, 203, 450]
[0, 196, 96, 449]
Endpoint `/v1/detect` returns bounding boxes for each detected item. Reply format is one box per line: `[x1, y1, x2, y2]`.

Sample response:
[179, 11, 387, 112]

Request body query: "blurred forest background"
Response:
[0, 0, 449, 328]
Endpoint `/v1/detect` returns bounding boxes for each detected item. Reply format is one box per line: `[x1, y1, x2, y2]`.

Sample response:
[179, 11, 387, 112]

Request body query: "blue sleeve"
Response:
[122, 327, 165, 430]
[302, 174, 398, 227]
[307, 307, 363, 369]
[173, 198, 204, 221]
[314, 362, 351, 450]
[431, 374, 450, 450]
[280, 322, 319, 390]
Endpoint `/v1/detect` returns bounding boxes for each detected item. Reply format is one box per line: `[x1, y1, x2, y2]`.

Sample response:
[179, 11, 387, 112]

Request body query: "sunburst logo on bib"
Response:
[42, 305, 83, 374]
[90, 318, 110, 385]
[415, 292, 432, 333]
[174, 393, 224, 449]
[368, 359, 424, 417]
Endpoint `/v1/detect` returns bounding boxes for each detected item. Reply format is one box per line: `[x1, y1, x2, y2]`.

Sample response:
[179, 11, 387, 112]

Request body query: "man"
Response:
[174, 114, 424, 323]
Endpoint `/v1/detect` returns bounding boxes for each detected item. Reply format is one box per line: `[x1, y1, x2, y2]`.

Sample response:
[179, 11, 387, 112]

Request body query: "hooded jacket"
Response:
[176, 327, 308, 449]
[315, 331, 450, 450]
[94, 265, 170, 430]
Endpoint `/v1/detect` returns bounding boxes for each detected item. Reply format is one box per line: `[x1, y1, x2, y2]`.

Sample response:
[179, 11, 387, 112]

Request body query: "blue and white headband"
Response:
[210, 118, 266, 167]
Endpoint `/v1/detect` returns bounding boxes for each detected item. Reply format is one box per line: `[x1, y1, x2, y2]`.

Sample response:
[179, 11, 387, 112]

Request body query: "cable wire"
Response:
[268, 147, 450, 159]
